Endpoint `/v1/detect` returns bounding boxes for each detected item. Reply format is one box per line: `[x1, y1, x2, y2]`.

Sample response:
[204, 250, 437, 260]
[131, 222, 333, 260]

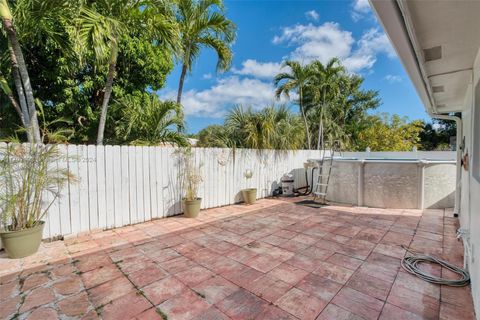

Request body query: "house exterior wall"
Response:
[462, 48, 480, 314]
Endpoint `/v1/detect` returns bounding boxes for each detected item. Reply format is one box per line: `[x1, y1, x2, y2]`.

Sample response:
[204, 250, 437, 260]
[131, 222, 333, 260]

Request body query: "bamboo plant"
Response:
[176, 148, 203, 201]
[0, 143, 73, 231]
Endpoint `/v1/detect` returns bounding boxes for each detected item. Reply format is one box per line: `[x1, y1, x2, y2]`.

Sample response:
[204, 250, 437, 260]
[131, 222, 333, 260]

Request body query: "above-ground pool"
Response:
[308, 157, 456, 209]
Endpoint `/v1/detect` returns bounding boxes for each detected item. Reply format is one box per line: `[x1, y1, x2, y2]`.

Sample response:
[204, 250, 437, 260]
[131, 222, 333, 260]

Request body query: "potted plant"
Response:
[242, 169, 257, 205]
[0, 143, 73, 258]
[178, 148, 203, 218]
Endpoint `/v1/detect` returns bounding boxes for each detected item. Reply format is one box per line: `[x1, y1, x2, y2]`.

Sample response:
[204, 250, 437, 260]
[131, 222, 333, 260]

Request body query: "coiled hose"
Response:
[400, 245, 470, 287]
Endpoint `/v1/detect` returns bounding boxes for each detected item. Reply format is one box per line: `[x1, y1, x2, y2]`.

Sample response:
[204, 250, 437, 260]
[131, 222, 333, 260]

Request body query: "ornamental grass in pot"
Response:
[178, 148, 203, 218]
[242, 169, 256, 205]
[0, 143, 73, 258]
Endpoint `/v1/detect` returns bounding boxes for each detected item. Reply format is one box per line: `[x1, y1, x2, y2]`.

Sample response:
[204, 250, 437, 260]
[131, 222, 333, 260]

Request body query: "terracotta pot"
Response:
[242, 188, 257, 205]
[0, 221, 45, 259]
[183, 198, 202, 218]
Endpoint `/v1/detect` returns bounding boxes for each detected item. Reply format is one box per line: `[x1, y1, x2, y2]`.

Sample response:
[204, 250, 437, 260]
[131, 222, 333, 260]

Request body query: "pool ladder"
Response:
[313, 143, 340, 204]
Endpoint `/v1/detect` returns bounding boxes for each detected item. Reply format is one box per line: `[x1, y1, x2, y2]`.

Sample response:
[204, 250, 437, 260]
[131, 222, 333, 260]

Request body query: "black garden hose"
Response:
[401, 245, 470, 287]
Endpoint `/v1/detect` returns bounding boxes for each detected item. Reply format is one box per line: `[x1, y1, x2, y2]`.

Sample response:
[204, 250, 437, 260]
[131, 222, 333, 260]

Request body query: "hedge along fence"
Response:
[0, 143, 322, 239]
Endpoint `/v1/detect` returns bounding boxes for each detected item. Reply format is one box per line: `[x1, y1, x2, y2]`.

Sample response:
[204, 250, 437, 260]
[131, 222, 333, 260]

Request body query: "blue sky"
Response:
[159, 0, 428, 133]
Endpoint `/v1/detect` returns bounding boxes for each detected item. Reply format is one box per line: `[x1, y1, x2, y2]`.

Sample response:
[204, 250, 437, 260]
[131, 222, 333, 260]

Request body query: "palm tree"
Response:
[113, 93, 187, 146]
[274, 60, 313, 149]
[76, 0, 178, 145]
[0, 0, 42, 142]
[308, 58, 346, 150]
[175, 0, 236, 104]
[225, 105, 304, 150]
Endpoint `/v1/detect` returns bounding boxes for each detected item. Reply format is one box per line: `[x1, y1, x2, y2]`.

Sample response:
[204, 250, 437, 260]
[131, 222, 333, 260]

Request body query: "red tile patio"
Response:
[0, 198, 476, 320]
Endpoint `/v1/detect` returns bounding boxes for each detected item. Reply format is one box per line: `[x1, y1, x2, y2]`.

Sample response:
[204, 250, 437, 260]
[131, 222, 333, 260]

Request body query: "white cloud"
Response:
[305, 10, 320, 21]
[351, 0, 371, 21]
[160, 76, 283, 118]
[202, 73, 212, 79]
[385, 74, 402, 83]
[273, 22, 354, 64]
[232, 59, 285, 79]
[273, 23, 395, 73]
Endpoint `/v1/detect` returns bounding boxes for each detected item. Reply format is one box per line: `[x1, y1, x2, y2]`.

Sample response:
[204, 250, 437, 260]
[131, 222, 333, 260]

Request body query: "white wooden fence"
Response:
[34, 145, 321, 239]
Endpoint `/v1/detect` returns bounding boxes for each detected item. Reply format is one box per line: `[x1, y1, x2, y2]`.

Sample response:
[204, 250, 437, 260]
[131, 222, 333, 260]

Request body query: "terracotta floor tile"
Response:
[381, 231, 413, 247]
[355, 227, 387, 243]
[357, 261, 398, 283]
[245, 254, 283, 273]
[275, 287, 328, 320]
[21, 273, 49, 292]
[301, 246, 335, 261]
[226, 266, 264, 288]
[0, 296, 21, 319]
[57, 291, 91, 317]
[157, 256, 198, 274]
[53, 276, 83, 296]
[296, 273, 342, 301]
[439, 301, 476, 320]
[158, 289, 210, 320]
[346, 271, 393, 301]
[87, 276, 134, 307]
[285, 254, 321, 272]
[128, 264, 168, 288]
[312, 261, 354, 284]
[274, 229, 298, 239]
[192, 306, 230, 320]
[226, 246, 258, 263]
[248, 274, 292, 303]
[387, 284, 440, 319]
[332, 287, 384, 320]
[20, 287, 55, 313]
[268, 263, 309, 285]
[142, 276, 187, 305]
[204, 256, 243, 275]
[101, 292, 152, 320]
[216, 288, 268, 320]
[81, 265, 123, 289]
[261, 234, 288, 246]
[440, 285, 475, 308]
[394, 271, 440, 299]
[326, 253, 363, 271]
[379, 303, 424, 320]
[25, 307, 58, 319]
[322, 233, 352, 244]
[175, 266, 215, 287]
[316, 304, 364, 320]
[291, 233, 318, 245]
[257, 304, 297, 320]
[135, 308, 163, 320]
[373, 243, 406, 259]
[192, 276, 239, 304]
[75, 253, 112, 273]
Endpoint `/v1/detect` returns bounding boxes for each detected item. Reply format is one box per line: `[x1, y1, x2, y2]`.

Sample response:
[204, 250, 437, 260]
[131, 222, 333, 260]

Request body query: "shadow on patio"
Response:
[0, 198, 476, 320]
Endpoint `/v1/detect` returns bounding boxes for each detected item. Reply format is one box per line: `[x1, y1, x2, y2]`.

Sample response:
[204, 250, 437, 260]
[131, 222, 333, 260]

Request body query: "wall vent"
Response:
[432, 85, 445, 93]
[423, 46, 442, 62]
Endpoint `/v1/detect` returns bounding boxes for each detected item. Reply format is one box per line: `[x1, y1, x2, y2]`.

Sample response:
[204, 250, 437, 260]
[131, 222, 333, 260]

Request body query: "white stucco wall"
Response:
[325, 160, 455, 209]
[462, 48, 480, 315]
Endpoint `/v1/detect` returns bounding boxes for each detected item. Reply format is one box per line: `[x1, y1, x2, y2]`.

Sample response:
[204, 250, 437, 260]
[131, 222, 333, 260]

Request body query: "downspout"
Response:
[428, 112, 462, 216]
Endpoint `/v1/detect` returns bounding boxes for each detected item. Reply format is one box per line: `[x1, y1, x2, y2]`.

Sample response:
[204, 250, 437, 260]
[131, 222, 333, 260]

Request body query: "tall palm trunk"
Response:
[1, 0, 41, 143]
[299, 88, 311, 149]
[96, 58, 116, 145]
[317, 89, 326, 150]
[0, 73, 25, 126]
[177, 62, 188, 104]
